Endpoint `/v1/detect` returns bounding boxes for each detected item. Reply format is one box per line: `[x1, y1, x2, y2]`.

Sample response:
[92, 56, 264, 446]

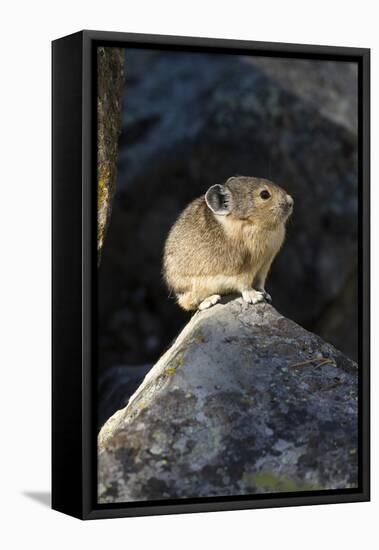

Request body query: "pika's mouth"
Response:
[283, 202, 293, 215]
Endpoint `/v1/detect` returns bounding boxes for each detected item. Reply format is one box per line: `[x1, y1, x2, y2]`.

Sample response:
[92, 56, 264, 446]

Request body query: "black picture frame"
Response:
[52, 30, 370, 520]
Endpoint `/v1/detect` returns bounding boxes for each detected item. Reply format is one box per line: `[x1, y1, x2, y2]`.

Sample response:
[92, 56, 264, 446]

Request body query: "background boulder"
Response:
[98, 299, 358, 503]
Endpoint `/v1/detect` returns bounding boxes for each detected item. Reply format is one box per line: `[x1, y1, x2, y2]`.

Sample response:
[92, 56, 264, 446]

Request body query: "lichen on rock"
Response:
[98, 298, 358, 503]
[97, 46, 124, 261]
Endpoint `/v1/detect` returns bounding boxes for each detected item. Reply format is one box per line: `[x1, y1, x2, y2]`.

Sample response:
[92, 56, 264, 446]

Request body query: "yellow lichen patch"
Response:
[98, 175, 109, 203]
[243, 471, 317, 492]
[97, 166, 111, 251]
[289, 356, 335, 369]
[97, 180, 109, 215]
[98, 167, 111, 207]
[188, 331, 206, 345]
[163, 353, 185, 376]
[172, 354, 184, 368]
[242, 396, 253, 406]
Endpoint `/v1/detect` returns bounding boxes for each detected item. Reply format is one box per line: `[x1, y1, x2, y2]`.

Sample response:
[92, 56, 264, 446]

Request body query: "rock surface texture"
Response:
[98, 299, 358, 503]
[97, 46, 124, 260]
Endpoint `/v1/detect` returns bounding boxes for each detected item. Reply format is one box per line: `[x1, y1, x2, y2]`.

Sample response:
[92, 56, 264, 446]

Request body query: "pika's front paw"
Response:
[198, 294, 221, 310]
[242, 289, 266, 305]
[259, 290, 272, 303]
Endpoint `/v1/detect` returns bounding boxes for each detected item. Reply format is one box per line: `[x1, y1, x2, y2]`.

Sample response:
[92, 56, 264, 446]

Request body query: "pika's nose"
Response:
[286, 194, 294, 206]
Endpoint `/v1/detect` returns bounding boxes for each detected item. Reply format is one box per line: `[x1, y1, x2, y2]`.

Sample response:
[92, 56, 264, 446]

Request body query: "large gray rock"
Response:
[98, 299, 358, 503]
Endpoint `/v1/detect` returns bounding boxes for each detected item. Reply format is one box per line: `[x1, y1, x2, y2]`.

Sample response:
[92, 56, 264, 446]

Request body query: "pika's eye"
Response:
[260, 189, 271, 200]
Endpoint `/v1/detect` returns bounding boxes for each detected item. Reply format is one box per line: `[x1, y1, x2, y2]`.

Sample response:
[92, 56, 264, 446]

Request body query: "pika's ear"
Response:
[205, 184, 233, 216]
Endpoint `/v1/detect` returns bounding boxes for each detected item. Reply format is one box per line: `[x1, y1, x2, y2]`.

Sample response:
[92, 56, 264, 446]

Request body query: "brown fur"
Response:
[163, 176, 293, 310]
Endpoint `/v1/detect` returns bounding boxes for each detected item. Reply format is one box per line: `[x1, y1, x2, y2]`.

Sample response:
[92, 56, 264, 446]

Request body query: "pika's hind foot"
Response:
[258, 289, 272, 303]
[242, 289, 266, 305]
[177, 292, 199, 311]
[198, 294, 221, 310]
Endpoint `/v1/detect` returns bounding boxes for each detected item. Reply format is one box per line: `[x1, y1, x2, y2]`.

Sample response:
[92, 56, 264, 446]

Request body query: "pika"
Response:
[163, 176, 293, 311]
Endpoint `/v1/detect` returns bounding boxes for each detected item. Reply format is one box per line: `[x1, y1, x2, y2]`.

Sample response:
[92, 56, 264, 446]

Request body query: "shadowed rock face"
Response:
[98, 50, 358, 379]
[98, 299, 358, 503]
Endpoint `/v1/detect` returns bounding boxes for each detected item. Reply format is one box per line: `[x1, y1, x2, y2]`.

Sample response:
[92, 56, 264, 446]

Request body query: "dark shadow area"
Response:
[22, 491, 51, 507]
